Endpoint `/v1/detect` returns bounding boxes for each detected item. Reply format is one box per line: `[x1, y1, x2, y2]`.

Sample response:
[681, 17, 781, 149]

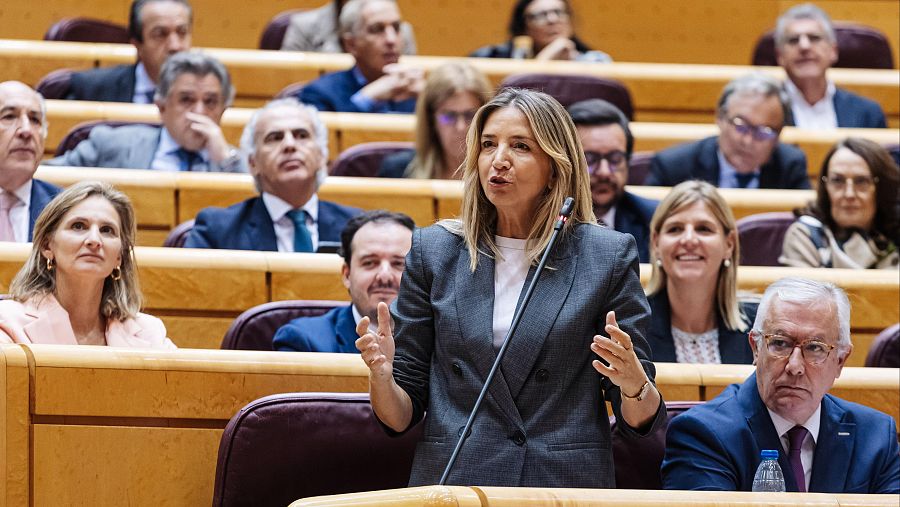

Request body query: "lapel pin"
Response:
[838, 431, 850, 436]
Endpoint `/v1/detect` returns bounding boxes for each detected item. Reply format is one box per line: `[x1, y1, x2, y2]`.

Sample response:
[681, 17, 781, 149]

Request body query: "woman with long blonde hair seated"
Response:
[0, 181, 175, 348]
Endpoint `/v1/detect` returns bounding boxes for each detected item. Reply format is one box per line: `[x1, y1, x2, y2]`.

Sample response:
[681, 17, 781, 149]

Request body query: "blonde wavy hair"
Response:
[441, 87, 596, 271]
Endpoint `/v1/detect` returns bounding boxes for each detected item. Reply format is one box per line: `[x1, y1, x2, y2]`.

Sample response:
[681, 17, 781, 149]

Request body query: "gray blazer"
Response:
[46, 124, 246, 173]
[389, 222, 665, 488]
[281, 2, 417, 54]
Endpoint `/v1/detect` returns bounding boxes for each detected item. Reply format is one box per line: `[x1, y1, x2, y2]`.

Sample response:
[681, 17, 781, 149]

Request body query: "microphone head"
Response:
[559, 197, 575, 218]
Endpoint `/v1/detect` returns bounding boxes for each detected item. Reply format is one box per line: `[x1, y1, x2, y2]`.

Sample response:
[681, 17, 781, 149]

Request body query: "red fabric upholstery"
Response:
[44, 17, 130, 44]
[610, 401, 703, 489]
[736, 212, 796, 266]
[36, 69, 74, 100]
[627, 151, 654, 186]
[865, 323, 900, 368]
[259, 9, 305, 50]
[500, 73, 634, 119]
[54, 120, 161, 157]
[212, 392, 422, 507]
[752, 22, 894, 69]
[163, 219, 195, 248]
[220, 300, 347, 351]
[330, 141, 415, 177]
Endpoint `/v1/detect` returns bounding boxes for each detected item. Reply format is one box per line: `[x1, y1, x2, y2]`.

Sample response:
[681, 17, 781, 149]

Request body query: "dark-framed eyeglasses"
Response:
[784, 33, 827, 46]
[524, 8, 569, 25]
[728, 116, 779, 142]
[759, 332, 836, 364]
[435, 109, 477, 127]
[585, 150, 627, 175]
[822, 174, 878, 193]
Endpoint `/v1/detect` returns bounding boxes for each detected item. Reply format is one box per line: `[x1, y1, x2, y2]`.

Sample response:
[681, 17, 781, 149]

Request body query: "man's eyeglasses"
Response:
[784, 33, 827, 46]
[524, 8, 569, 25]
[436, 110, 477, 127]
[822, 174, 878, 194]
[728, 116, 779, 142]
[759, 332, 836, 364]
[585, 150, 627, 175]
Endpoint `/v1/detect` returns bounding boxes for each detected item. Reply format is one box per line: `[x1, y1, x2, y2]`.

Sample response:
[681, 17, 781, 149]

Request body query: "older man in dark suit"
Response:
[0, 82, 61, 242]
[184, 98, 360, 252]
[647, 73, 810, 190]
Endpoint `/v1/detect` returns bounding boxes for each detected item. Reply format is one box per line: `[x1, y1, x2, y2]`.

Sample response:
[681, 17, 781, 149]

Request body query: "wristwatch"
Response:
[622, 380, 651, 401]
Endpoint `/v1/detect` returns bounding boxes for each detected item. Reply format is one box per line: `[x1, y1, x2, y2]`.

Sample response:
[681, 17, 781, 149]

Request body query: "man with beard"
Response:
[567, 99, 656, 262]
[273, 210, 414, 352]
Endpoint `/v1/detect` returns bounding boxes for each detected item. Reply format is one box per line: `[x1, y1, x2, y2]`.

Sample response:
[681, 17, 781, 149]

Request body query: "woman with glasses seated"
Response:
[780, 138, 899, 269]
[469, 0, 611, 62]
[379, 62, 492, 179]
[645, 181, 756, 364]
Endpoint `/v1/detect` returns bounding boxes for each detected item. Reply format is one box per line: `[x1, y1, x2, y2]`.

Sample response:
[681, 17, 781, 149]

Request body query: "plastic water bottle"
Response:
[751, 449, 786, 492]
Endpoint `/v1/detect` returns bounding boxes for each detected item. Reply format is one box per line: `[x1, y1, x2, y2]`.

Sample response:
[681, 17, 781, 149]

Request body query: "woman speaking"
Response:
[356, 88, 663, 487]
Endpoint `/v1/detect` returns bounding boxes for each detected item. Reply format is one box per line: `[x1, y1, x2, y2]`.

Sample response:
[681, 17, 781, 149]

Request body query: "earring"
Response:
[723, 259, 732, 268]
[655, 259, 663, 268]
[110, 266, 122, 281]
[46, 257, 55, 271]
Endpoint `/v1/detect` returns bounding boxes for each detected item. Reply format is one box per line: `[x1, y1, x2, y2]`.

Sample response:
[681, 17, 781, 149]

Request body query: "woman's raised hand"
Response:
[590, 311, 650, 397]
[355, 301, 396, 381]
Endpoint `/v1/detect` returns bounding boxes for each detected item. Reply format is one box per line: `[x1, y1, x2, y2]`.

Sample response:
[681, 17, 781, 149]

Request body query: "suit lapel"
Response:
[334, 306, 359, 353]
[22, 296, 79, 345]
[809, 396, 853, 492]
[699, 137, 723, 185]
[741, 374, 799, 489]
[106, 317, 151, 348]
[832, 90, 850, 128]
[135, 127, 162, 169]
[248, 198, 278, 251]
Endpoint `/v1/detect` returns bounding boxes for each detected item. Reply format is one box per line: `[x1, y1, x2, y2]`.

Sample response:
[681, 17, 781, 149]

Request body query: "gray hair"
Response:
[775, 3, 836, 47]
[716, 72, 792, 127]
[154, 51, 235, 106]
[239, 98, 329, 191]
[752, 277, 852, 355]
[339, 0, 398, 36]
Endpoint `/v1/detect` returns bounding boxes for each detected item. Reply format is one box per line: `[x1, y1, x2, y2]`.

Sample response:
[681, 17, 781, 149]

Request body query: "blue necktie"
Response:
[175, 148, 199, 172]
[286, 209, 313, 253]
[735, 172, 756, 188]
[144, 90, 156, 103]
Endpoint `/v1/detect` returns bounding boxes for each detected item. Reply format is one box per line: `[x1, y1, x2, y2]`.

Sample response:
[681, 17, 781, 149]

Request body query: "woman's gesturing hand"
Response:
[590, 310, 650, 397]
[355, 301, 396, 381]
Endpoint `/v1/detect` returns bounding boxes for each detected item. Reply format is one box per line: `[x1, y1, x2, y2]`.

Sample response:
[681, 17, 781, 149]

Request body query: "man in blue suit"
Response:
[0, 82, 61, 242]
[775, 4, 886, 129]
[184, 98, 360, 251]
[297, 0, 422, 113]
[273, 210, 414, 352]
[663, 277, 900, 493]
[568, 99, 657, 262]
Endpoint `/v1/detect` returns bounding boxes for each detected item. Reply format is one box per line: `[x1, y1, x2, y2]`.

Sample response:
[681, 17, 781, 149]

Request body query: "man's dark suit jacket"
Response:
[646, 136, 810, 189]
[272, 305, 358, 353]
[612, 191, 657, 263]
[785, 87, 887, 129]
[662, 374, 900, 493]
[297, 68, 417, 113]
[183, 196, 360, 251]
[27, 179, 63, 240]
[66, 64, 136, 103]
[646, 290, 756, 364]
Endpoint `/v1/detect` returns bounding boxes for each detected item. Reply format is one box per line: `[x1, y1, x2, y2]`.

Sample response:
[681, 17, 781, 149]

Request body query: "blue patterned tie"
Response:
[175, 148, 200, 172]
[286, 209, 313, 252]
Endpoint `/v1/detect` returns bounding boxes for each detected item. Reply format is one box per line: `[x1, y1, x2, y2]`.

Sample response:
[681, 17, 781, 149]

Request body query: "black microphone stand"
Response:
[438, 197, 576, 485]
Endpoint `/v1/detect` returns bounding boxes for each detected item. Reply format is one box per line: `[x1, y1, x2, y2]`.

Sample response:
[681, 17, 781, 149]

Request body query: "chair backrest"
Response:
[220, 300, 347, 350]
[330, 141, 415, 177]
[259, 9, 305, 50]
[163, 219, 195, 248]
[627, 151, 654, 186]
[36, 69, 75, 100]
[212, 392, 423, 507]
[44, 17, 130, 44]
[499, 73, 634, 119]
[885, 143, 900, 167]
[752, 22, 894, 69]
[275, 81, 307, 99]
[611, 400, 702, 489]
[55, 120, 161, 156]
[865, 323, 900, 367]
[736, 212, 796, 266]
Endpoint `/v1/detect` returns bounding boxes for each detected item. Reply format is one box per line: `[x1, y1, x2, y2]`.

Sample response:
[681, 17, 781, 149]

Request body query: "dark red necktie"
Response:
[787, 425, 809, 492]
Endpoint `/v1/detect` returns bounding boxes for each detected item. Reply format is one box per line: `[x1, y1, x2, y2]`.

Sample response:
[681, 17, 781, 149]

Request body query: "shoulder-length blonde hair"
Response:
[407, 61, 493, 179]
[442, 87, 596, 271]
[9, 181, 142, 321]
[646, 180, 746, 331]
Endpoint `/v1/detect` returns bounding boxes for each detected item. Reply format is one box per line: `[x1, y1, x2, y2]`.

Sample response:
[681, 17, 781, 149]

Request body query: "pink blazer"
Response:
[0, 295, 176, 349]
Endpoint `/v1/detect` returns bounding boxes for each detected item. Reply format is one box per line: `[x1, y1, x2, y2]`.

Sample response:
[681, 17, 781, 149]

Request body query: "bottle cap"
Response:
[760, 449, 779, 459]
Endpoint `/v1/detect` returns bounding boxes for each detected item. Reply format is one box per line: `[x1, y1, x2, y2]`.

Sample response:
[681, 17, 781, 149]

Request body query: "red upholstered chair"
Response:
[212, 392, 423, 507]
[54, 120, 161, 157]
[162, 219, 195, 248]
[627, 151, 654, 186]
[259, 9, 305, 50]
[865, 323, 900, 368]
[611, 401, 702, 489]
[330, 141, 415, 177]
[220, 300, 347, 350]
[752, 22, 894, 69]
[36, 69, 75, 100]
[500, 73, 634, 119]
[44, 17, 130, 44]
[736, 212, 797, 266]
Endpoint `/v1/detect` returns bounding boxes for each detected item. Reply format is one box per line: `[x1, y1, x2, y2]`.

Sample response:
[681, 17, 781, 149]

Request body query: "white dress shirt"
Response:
[599, 207, 616, 228]
[768, 405, 821, 490]
[784, 79, 838, 130]
[351, 305, 378, 335]
[132, 62, 156, 104]
[492, 236, 530, 350]
[262, 192, 320, 252]
[150, 128, 211, 172]
[2, 180, 33, 243]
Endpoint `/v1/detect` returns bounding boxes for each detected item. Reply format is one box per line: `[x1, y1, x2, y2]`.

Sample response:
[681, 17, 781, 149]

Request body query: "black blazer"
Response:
[646, 136, 810, 189]
[646, 290, 756, 364]
[66, 64, 137, 103]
